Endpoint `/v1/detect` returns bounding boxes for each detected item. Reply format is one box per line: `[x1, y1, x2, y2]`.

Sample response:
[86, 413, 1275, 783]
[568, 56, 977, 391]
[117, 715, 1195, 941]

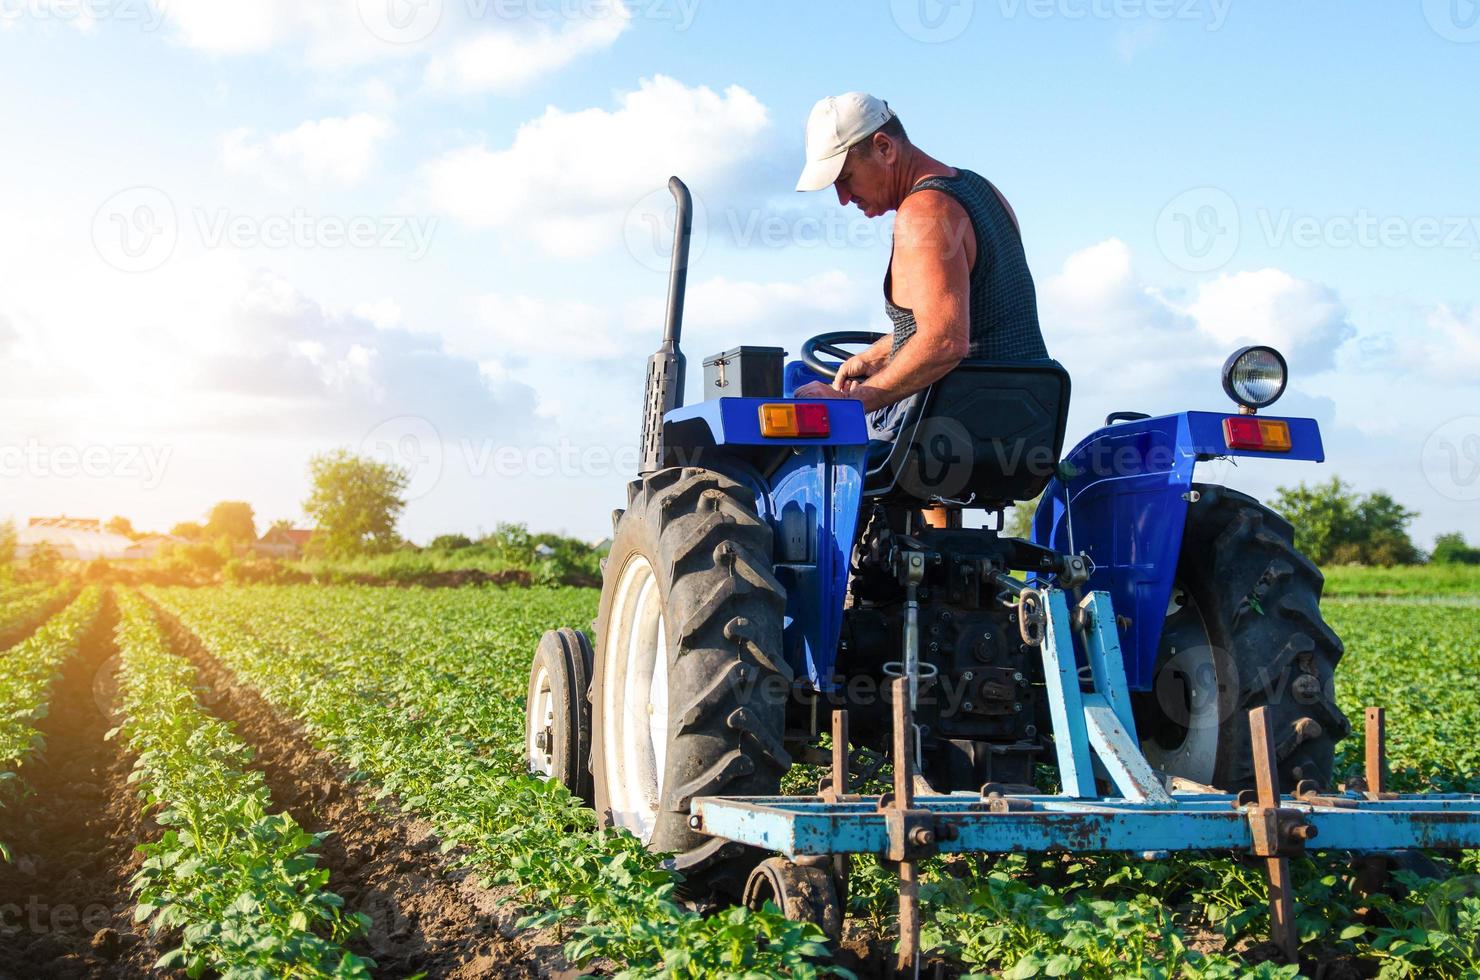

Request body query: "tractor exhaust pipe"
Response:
[639, 176, 692, 476]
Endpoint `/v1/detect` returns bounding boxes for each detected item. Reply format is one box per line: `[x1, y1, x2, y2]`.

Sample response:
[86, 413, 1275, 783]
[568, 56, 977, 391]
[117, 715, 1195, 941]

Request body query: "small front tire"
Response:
[525, 627, 594, 805]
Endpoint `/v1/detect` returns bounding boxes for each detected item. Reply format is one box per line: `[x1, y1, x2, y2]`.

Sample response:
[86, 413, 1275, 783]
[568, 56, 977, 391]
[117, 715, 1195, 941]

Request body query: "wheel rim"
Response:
[526, 659, 557, 777]
[1141, 584, 1221, 784]
[601, 555, 669, 842]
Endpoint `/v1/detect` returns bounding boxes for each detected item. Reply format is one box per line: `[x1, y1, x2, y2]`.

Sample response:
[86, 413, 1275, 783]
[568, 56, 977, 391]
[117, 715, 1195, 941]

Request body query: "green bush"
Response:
[1432, 532, 1480, 566]
[1271, 477, 1421, 566]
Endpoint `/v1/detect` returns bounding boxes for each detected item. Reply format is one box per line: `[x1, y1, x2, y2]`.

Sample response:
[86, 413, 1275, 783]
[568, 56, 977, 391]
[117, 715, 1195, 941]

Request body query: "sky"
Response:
[1, 0, 1477, 546]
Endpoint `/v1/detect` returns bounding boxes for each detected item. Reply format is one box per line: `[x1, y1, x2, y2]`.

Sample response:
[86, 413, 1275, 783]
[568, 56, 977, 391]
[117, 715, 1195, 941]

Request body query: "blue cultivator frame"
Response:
[692, 579, 1480, 974]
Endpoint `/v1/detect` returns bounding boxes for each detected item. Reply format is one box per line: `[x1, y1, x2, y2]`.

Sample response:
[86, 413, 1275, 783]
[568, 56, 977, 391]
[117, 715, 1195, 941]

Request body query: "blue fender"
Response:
[662, 396, 868, 690]
[1032, 411, 1324, 691]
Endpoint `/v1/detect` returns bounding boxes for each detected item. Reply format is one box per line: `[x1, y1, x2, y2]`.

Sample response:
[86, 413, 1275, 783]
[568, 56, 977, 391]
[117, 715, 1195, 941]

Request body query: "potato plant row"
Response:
[0, 579, 75, 649]
[111, 590, 373, 979]
[0, 585, 103, 860]
[149, 585, 1480, 979]
[150, 584, 846, 978]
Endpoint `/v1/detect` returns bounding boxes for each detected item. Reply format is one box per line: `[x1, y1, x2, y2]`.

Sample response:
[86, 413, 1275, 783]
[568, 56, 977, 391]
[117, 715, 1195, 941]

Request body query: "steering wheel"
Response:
[801, 331, 886, 380]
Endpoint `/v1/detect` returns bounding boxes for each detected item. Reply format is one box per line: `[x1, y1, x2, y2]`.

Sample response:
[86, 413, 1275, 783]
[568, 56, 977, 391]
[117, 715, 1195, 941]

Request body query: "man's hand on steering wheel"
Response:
[793, 379, 854, 400]
[832, 352, 878, 391]
[795, 329, 887, 402]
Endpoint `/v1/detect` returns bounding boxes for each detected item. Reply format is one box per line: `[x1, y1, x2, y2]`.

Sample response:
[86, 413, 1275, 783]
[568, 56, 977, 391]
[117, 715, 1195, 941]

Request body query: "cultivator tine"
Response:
[890, 678, 921, 979]
[1249, 706, 1299, 965]
[898, 858, 921, 980]
[1365, 707, 1387, 799]
[1351, 706, 1394, 896]
[832, 709, 850, 798]
[830, 709, 852, 913]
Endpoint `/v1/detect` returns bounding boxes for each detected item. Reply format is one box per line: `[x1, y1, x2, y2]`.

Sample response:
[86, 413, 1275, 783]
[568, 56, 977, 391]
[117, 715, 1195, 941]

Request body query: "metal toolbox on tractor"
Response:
[701, 346, 785, 400]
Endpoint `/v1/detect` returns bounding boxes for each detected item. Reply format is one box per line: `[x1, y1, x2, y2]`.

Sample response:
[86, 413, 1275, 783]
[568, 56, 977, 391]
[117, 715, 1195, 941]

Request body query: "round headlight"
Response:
[1221, 345, 1288, 410]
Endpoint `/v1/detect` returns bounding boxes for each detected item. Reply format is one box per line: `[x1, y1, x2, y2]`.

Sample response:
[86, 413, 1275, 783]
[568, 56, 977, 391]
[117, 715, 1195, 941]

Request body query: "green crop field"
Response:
[0, 579, 1477, 978]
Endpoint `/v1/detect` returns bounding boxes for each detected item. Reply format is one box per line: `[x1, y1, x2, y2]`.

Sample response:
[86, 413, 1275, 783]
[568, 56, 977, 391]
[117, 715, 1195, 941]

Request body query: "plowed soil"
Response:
[0, 593, 162, 979]
[154, 606, 576, 979]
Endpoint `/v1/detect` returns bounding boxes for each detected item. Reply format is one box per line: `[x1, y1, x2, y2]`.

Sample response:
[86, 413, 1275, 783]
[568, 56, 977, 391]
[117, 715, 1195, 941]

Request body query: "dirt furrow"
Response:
[0, 592, 161, 980]
[153, 605, 577, 979]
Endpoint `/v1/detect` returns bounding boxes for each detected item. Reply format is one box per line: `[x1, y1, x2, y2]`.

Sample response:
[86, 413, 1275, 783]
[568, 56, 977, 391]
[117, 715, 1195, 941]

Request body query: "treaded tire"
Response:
[525, 627, 594, 806]
[1145, 484, 1350, 791]
[592, 467, 791, 897]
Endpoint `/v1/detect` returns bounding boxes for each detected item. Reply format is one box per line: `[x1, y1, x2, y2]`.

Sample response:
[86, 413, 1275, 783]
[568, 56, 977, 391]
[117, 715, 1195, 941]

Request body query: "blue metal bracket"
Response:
[1039, 589, 1170, 804]
[691, 792, 1480, 858]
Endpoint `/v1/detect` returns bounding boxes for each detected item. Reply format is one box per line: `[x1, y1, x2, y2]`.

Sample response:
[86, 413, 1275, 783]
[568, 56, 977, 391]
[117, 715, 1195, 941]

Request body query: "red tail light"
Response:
[1223, 417, 1291, 452]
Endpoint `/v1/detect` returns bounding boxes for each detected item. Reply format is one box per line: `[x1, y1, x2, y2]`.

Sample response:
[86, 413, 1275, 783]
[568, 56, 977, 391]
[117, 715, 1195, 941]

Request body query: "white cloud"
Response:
[418, 75, 771, 256]
[154, 0, 309, 56]
[1039, 239, 1358, 429]
[1182, 269, 1355, 372]
[1398, 304, 1480, 383]
[153, 0, 630, 77]
[424, 3, 630, 93]
[221, 113, 394, 186]
[469, 292, 634, 361]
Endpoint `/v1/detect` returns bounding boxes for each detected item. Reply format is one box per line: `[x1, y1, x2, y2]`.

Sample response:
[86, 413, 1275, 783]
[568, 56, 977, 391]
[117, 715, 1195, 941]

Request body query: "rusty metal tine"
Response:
[1365, 707, 1386, 798]
[1265, 854, 1299, 965]
[830, 708, 853, 915]
[892, 678, 914, 808]
[833, 709, 849, 797]
[897, 857, 921, 978]
[1249, 705, 1298, 964]
[890, 677, 920, 977]
[1249, 706, 1281, 809]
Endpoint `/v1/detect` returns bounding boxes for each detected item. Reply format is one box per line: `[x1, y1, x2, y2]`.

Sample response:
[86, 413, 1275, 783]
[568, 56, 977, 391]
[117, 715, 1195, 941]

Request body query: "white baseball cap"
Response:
[795, 92, 897, 192]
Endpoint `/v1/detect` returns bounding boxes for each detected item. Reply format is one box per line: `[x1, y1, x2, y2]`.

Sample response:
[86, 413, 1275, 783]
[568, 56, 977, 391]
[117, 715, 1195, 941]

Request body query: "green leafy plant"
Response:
[0, 586, 103, 860]
[112, 589, 372, 978]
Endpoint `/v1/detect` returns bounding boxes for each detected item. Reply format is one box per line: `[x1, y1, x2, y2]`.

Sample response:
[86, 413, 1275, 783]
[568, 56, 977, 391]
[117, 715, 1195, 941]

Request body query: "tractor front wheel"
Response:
[591, 467, 791, 897]
[1137, 484, 1350, 791]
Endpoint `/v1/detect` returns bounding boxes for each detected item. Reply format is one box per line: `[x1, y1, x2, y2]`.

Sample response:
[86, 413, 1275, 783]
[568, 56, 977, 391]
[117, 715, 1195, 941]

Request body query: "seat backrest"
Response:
[867, 359, 1071, 508]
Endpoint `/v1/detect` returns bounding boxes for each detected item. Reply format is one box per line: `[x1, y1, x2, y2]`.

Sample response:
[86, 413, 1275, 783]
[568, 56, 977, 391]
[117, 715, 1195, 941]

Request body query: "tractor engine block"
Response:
[838, 524, 1047, 791]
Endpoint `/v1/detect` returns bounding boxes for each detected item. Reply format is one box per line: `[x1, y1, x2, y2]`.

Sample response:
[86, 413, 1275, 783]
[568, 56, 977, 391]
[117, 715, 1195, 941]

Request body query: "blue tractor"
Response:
[523, 178, 1350, 905]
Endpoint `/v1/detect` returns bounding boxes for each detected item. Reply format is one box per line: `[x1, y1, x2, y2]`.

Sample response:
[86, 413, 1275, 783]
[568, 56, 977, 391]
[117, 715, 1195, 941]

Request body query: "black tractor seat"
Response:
[864, 359, 1071, 510]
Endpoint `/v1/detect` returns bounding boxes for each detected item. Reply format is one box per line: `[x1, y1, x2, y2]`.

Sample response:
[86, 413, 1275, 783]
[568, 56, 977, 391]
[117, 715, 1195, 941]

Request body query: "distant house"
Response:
[256, 526, 313, 559]
[19, 516, 135, 560]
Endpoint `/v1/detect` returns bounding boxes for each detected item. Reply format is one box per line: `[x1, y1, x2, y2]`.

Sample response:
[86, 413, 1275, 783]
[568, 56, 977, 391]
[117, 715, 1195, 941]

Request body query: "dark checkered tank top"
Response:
[885, 170, 1048, 361]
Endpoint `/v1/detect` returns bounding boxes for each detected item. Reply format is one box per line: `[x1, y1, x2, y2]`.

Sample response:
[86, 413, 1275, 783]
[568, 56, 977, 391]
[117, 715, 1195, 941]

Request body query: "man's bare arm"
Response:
[851, 190, 971, 411]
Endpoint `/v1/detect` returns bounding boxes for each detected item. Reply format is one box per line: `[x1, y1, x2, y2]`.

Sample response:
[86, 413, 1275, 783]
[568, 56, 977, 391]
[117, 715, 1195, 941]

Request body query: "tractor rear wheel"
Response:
[1137, 484, 1349, 791]
[591, 467, 791, 898]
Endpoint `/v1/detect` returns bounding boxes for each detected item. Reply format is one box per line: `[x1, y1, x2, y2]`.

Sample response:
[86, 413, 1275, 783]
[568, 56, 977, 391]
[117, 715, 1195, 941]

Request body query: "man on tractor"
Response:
[791, 92, 1049, 449]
